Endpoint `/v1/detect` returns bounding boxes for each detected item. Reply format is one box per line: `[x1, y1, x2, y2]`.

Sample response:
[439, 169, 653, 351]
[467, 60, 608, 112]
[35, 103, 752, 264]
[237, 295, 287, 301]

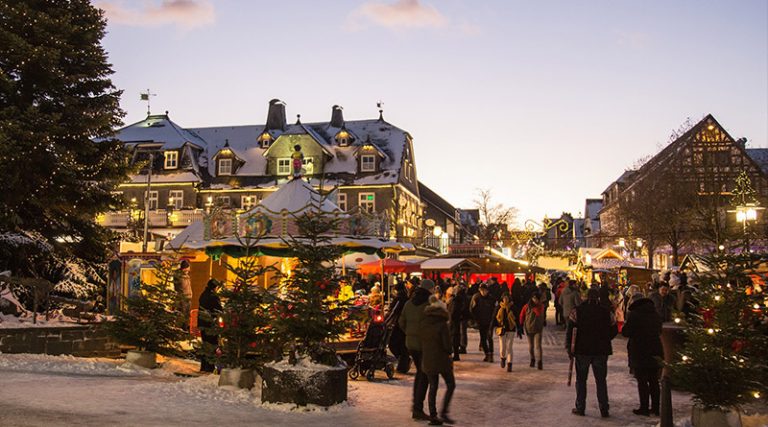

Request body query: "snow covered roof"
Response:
[130, 172, 201, 184]
[420, 258, 479, 271]
[747, 148, 768, 175]
[245, 178, 341, 215]
[111, 114, 207, 150]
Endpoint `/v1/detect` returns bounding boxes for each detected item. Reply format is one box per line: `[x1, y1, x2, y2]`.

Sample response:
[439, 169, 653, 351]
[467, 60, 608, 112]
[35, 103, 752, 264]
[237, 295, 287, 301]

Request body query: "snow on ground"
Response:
[0, 309, 710, 427]
[0, 312, 91, 329]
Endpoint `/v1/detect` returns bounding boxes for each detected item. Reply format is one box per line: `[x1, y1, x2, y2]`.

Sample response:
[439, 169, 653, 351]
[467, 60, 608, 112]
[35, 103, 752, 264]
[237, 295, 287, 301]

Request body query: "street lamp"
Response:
[734, 203, 763, 251]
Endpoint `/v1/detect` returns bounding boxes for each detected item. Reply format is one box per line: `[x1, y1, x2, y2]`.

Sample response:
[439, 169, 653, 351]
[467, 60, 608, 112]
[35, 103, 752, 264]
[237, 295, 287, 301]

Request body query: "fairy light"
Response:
[754, 392, 762, 399]
[674, 317, 681, 324]
[754, 304, 760, 310]
[682, 355, 689, 361]
[714, 295, 721, 301]
[707, 328, 715, 334]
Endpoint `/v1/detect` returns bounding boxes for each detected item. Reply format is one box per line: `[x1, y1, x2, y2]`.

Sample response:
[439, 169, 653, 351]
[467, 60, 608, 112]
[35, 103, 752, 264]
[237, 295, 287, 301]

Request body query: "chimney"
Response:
[330, 105, 344, 128]
[265, 99, 286, 131]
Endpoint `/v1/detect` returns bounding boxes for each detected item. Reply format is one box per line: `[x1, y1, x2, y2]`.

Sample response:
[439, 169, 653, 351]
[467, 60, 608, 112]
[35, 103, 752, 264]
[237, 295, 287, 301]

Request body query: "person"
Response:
[566, 289, 618, 418]
[455, 282, 470, 354]
[488, 277, 502, 302]
[398, 278, 434, 421]
[197, 278, 222, 373]
[649, 283, 676, 322]
[421, 295, 456, 426]
[496, 293, 517, 372]
[174, 259, 193, 330]
[559, 279, 582, 327]
[554, 279, 566, 325]
[622, 296, 663, 417]
[369, 283, 383, 310]
[598, 282, 612, 309]
[445, 286, 463, 361]
[470, 283, 496, 362]
[537, 282, 551, 326]
[389, 281, 411, 373]
[519, 291, 546, 369]
[291, 144, 304, 177]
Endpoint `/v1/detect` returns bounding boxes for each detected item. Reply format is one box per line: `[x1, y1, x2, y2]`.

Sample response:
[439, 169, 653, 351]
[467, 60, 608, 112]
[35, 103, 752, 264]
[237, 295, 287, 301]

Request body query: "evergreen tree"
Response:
[274, 212, 352, 366]
[0, 0, 131, 262]
[108, 258, 188, 355]
[199, 240, 279, 369]
[669, 253, 768, 409]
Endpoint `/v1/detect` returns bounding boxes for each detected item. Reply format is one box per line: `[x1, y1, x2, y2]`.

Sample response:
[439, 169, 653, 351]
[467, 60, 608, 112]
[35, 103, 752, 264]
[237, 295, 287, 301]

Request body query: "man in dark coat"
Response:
[197, 278, 222, 373]
[456, 282, 470, 354]
[446, 285, 464, 361]
[566, 289, 618, 418]
[649, 283, 676, 322]
[511, 278, 525, 318]
[470, 284, 496, 362]
[622, 297, 663, 416]
[398, 278, 434, 421]
[421, 295, 456, 426]
[488, 277, 502, 302]
[389, 281, 411, 373]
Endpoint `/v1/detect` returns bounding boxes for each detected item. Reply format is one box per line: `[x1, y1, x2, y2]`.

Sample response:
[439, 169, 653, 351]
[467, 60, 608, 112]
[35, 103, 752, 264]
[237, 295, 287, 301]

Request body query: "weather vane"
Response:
[140, 89, 156, 115]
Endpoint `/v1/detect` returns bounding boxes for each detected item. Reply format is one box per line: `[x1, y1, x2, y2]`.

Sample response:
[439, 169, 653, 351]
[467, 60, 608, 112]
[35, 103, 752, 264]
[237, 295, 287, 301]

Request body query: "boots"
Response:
[482, 354, 489, 362]
[487, 353, 494, 363]
[537, 360, 543, 370]
[500, 357, 506, 368]
[530, 358, 535, 368]
[507, 362, 512, 372]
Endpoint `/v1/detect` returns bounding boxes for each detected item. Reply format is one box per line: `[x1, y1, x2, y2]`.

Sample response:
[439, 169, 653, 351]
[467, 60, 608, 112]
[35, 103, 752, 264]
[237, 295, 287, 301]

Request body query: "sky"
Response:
[97, 0, 768, 226]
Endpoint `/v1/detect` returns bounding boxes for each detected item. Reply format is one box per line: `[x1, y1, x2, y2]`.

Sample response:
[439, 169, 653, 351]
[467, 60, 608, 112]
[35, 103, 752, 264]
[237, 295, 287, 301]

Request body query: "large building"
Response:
[101, 100, 432, 246]
[596, 114, 768, 268]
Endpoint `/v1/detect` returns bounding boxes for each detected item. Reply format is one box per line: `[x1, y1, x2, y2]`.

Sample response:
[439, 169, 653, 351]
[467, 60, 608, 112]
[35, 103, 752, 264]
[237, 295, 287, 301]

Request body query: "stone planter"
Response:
[692, 405, 742, 427]
[218, 368, 257, 390]
[261, 361, 347, 406]
[125, 350, 157, 369]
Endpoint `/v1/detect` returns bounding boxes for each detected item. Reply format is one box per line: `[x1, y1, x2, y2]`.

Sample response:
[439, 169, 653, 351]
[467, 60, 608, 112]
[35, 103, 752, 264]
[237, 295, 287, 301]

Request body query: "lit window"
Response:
[241, 195, 257, 210]
[215, 195, 230, 207]
[361, 155, 376, 172]
[277, 158, 291, 175]
[169, 190, 183, 209]
[303, 157, 314, 175]
[144, 191, 158, 210]
[164, 151, 178, 169]
[359, 192, 375, 213]
[337, 193, 347, 211]
[258, 132, 272, 148]
[218, 158, 232, 175]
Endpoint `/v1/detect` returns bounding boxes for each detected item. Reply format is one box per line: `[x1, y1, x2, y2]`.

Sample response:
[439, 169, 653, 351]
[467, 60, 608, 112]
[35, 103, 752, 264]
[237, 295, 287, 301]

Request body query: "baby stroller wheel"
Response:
[365, 369, 375, 381]
[349, 367, 360, 380]
[385, 363, 395, 380]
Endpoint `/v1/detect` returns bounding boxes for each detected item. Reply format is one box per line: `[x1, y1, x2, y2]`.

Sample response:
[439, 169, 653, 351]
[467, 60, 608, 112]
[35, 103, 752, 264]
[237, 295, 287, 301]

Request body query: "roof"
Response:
[111, 114, 207, 150]
[420, 258, 479, 271]
[244, 178, 341, 215]
[747, 148, 768, 175]
[602, 170, 636, 195]
[584, 199, 603, 220]
[419, 181, 457, 221]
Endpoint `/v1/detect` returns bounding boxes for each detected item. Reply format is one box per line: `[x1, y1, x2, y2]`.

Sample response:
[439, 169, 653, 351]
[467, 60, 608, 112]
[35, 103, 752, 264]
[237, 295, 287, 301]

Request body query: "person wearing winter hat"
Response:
[421, 294, 456, 425]
[399, 278, 435, 421]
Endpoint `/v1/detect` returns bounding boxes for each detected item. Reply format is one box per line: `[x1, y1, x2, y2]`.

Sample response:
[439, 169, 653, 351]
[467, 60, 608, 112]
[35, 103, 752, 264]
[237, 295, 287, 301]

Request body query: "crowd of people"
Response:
[386, 270, 697, 425]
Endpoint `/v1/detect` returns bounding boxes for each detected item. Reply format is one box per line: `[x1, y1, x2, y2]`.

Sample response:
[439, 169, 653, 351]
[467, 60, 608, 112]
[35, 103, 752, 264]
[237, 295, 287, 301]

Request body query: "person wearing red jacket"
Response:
[519, 292, 546, 370]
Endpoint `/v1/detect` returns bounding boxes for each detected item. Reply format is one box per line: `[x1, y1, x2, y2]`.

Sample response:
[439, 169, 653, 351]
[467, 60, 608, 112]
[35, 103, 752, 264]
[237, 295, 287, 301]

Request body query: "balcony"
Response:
[97, 209, 205, 229]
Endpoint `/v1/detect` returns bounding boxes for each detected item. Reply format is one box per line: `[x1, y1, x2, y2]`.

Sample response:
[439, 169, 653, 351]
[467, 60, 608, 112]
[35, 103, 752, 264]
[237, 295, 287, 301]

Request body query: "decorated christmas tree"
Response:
[108, 259, 188, 356]
[273, 212, 352, 366]
[669, 253, 768, 410]
[199, 240, 279, 370]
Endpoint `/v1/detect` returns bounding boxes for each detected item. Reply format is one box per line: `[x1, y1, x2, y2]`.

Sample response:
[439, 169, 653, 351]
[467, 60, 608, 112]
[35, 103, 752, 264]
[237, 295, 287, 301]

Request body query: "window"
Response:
[361, 155, 376, 172]
[215, 195, 230, 207]
[218, 158, 232, 175]
[168, 190, 183, 209]
[144, 191, 158, 210]
[337, 193, 347, 211]
[303, 157, 314, 175]
[241, 195, 257, 210]
[164, 151, 178, 169]
[258, 132, 272, 148]
[359, 192, 375, 213]
[404, 160, 411, 181]
[277, 158, 291, 175]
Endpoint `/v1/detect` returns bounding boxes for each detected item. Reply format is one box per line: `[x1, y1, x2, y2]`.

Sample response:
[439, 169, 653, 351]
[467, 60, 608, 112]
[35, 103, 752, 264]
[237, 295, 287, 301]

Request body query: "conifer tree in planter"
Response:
[198, 240, 279, 389]
[262, 212, 353, 406]
[108, 259, 188, 368]
[669, 253, 767, 426]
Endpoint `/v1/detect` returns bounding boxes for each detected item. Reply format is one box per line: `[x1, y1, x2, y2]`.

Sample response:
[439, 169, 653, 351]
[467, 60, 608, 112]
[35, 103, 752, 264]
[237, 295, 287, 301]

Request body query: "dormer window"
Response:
[258, 132, 273, 148]
[218, 158, 232, 175]
[335, 128, 353, 146]
[361, 154, 376, 172]
[164, 151, 178, 169]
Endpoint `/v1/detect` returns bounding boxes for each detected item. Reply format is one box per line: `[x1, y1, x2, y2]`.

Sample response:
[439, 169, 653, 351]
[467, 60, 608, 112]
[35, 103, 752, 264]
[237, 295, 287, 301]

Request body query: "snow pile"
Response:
[266, 356, 346, 372]
[0, 311, 93, 329]
[0, 353, 132, 377]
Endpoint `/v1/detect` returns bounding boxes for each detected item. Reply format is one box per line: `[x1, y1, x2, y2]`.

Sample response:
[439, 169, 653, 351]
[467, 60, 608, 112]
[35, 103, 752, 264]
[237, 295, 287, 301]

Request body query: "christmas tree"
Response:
[199, 239, 279, 370]
[107, 259, 188, 355]
[0, 0, 131, 263]
[669, 253, 768, 410]
[274, 212, 352, 366]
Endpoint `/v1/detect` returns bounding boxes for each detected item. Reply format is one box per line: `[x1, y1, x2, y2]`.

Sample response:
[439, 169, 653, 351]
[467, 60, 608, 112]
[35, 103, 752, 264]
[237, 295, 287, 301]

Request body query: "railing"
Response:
[98, 209, 205, 228]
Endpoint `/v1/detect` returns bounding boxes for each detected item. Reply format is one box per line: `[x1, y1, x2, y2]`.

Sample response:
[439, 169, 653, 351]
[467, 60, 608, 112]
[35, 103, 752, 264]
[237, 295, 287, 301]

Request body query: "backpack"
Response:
[524, 306, 543, 334]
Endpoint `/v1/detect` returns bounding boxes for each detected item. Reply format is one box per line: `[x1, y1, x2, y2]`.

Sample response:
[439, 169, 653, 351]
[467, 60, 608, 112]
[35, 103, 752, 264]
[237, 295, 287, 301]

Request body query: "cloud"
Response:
[96, 0, 215, 30]
[348, 0, 448, 31]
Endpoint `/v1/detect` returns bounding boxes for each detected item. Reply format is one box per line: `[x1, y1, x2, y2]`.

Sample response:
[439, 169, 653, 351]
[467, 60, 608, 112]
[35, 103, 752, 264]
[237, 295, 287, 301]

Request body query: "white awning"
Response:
[420, 258, 478, 271]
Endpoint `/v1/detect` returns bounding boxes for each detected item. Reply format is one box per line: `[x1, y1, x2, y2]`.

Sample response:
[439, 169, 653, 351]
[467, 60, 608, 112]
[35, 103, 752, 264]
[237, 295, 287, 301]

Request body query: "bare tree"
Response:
[473, 189, 518, 249]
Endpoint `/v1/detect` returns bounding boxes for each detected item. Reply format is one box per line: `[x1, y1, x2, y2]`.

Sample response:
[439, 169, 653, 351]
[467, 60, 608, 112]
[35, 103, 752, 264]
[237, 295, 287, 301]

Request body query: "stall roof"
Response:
[420, 258, 479, 271]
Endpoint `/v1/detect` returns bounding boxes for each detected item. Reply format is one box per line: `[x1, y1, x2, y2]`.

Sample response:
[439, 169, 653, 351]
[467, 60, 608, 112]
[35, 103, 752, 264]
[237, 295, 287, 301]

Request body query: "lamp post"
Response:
[729, 171, 764, 252]
[734, 203, 763, 252]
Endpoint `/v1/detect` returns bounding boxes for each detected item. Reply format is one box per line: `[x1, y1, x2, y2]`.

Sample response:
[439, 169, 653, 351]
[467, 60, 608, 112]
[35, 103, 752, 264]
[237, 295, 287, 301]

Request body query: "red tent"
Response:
[357, 259, 421, 275]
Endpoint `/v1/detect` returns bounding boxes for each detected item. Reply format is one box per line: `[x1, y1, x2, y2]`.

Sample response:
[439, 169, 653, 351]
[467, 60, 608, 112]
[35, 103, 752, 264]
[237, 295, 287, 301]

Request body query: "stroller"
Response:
[348, 299, 403, 381]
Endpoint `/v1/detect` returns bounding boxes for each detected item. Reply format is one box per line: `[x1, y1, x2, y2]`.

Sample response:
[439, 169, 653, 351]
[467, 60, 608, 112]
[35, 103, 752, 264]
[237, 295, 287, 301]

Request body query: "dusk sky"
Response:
[97, 0, 768, 225]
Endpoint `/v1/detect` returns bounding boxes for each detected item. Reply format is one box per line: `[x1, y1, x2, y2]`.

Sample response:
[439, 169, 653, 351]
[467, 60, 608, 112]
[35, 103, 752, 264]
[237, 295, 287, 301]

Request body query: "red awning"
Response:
[357, 259, 421, 275]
